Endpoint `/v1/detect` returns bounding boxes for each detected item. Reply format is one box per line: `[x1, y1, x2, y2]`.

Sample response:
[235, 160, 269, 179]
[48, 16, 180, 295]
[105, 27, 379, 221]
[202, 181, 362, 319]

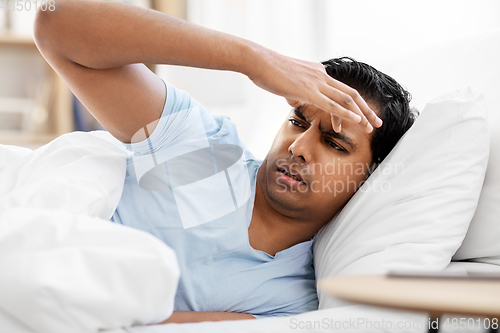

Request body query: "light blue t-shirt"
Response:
[111, 80, 318, 318]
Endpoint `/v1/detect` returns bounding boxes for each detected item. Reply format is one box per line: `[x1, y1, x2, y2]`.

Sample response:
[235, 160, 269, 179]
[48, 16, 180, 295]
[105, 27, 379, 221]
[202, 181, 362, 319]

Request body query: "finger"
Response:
[365, 107, 383, 128]
[320, 83, 364, 118]
[314, 94, 362, 124]
[325, 76, 382, 130]
[286, 99, 302, 107]
[347, 90, 377, 132]
[318, 86, 364, 124]
[330, 114, 341, 133]
[321, 81, 373, 132]
[329, 84, 374, 133]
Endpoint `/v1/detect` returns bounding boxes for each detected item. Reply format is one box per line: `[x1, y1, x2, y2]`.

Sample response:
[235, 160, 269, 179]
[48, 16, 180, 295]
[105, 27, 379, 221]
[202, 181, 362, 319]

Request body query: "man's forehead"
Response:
[292, 106, 359, 149]
[293, 105, 339, 125]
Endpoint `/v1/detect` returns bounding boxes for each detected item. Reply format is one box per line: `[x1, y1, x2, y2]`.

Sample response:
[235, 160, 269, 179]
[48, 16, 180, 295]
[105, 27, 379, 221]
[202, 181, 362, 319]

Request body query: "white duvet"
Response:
[0, 132, 180, 333]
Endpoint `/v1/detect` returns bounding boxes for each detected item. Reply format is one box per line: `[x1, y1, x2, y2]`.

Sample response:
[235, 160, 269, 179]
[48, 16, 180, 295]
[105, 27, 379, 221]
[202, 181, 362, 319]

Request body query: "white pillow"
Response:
[453, 119, 500, 265]
[376, 28, 500, 266]
[313, 88, 489, 309]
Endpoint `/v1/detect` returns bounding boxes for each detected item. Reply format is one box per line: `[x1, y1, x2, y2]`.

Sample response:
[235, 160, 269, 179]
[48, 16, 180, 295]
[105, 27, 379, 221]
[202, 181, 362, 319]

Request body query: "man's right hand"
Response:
[247, 50, 382, 133]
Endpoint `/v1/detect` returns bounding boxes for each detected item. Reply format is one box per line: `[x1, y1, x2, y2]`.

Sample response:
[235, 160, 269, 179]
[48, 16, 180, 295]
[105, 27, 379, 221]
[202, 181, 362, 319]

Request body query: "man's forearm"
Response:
[35, 0, 381, 131]
[34, 0, 258, 75]
[160, 311, 255, 324]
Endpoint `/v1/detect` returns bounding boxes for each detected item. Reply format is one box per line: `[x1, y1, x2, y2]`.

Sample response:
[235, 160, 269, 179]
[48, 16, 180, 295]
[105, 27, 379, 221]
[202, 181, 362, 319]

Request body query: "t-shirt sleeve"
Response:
[123, 79, 221, 156]
[122, 79, 224, 184]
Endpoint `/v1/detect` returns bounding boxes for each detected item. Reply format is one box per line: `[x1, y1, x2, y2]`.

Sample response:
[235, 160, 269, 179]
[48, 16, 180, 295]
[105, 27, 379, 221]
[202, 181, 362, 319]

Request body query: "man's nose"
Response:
[288, 130, 315, 163]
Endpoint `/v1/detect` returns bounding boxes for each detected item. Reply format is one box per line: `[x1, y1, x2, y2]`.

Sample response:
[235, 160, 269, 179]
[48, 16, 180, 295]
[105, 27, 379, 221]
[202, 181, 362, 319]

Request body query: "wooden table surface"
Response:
[318, 275, 500, 318]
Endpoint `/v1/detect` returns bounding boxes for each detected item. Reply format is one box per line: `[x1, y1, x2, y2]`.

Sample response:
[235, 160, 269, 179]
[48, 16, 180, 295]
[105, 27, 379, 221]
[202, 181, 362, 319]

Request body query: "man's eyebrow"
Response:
[293, 107, 356, 150]
[322, 128, 356, 150]
[293, 107, 307, 121]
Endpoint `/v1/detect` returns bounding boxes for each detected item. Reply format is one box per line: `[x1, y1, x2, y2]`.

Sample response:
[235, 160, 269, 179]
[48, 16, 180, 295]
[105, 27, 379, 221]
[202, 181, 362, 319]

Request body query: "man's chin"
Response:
[267, 181, 309, 212]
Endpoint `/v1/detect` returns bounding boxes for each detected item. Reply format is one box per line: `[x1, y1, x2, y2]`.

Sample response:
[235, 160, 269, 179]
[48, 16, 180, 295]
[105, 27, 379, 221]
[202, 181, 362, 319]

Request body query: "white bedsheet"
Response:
[109, 261, 500, 333]
[113, 305, 428, 333]
[0, 132, 181, 333]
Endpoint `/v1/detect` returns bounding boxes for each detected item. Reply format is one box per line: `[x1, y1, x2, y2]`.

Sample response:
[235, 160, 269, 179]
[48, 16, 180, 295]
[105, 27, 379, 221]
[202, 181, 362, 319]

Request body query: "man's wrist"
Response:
[232, 39, 269, 80]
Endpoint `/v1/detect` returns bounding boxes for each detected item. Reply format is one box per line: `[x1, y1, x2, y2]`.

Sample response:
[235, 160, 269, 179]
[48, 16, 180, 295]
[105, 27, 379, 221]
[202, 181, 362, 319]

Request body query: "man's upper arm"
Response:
[35, 48, 166, 143]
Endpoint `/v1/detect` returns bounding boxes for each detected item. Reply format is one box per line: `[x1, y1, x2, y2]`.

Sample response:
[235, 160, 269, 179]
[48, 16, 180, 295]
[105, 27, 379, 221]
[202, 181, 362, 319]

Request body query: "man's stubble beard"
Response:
[257, 158, 311, 221]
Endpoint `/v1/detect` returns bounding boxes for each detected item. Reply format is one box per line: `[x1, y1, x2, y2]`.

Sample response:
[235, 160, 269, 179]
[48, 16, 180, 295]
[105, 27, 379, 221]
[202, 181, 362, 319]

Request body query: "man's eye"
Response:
[289, 119, 303, 127]
[326, 140, 346, 152]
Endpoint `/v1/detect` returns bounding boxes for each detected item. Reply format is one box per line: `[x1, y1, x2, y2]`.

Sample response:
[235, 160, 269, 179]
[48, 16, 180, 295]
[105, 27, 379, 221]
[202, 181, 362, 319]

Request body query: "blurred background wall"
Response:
[1, 0, 499, 157]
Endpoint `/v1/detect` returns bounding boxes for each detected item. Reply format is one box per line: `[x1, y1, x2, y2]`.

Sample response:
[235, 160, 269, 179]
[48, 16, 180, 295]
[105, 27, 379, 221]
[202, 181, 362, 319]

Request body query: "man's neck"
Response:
[248, 174, 321, 257]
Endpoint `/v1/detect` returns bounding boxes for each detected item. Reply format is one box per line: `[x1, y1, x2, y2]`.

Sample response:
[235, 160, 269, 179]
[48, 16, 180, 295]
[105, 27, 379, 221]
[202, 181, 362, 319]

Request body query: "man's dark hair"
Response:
[322, 57, 417, 167]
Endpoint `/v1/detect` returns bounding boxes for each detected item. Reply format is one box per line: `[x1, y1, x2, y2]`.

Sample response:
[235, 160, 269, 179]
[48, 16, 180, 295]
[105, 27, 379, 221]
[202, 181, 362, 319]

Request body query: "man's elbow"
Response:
[34, 6, 53, 52]
[33, 0, 68, 54]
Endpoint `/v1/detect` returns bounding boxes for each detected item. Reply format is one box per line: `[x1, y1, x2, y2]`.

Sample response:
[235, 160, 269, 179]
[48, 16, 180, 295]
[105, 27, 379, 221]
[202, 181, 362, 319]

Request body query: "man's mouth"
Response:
[277, 166, 307, 185]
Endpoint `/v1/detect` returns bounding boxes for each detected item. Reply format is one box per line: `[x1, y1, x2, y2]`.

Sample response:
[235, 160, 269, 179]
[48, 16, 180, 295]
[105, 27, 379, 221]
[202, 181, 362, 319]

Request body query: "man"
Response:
[33, 0, 414, 324]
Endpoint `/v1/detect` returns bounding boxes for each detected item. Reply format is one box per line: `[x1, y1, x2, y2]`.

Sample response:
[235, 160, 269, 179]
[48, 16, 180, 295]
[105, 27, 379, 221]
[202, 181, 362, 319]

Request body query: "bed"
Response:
[1, 28, 499, 333]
